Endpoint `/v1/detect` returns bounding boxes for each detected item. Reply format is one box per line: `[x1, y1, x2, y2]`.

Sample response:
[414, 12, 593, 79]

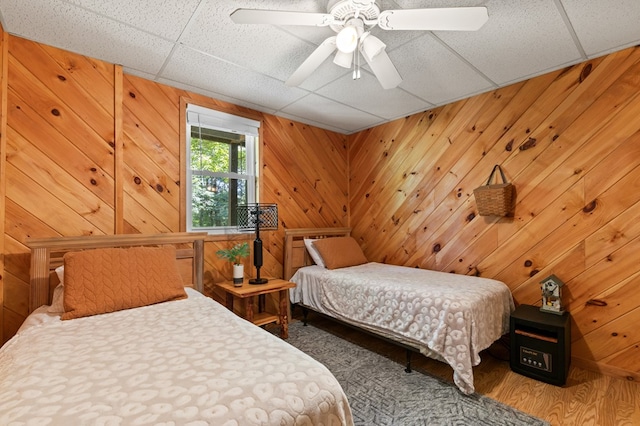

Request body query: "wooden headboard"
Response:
[25, 232, 208, 313]
[283, 227, 351, 280]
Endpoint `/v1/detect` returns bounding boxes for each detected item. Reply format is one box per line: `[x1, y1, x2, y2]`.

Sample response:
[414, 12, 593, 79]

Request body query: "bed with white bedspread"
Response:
[0, 233, 353, 425]
[284, 228, 515, 395]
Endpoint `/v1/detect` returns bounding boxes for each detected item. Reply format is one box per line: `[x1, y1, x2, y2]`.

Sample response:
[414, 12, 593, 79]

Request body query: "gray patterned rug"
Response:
[284, 321, 548, 426]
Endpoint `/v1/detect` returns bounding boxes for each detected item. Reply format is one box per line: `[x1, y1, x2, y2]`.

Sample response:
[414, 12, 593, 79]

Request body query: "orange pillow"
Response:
[312, 236, 368, 270]
[61, 246, 186, 320]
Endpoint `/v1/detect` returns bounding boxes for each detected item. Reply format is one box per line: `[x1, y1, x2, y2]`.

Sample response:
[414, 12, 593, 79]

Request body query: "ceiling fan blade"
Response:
[230, 9, 334, 26]
[361, 44, 402, 89]
[378, 7, 488, 31]
[286, 37, 337, 87]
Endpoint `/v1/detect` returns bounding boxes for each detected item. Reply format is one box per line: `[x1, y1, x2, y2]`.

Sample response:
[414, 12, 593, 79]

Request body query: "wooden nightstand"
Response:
[215, 278, 296, 338]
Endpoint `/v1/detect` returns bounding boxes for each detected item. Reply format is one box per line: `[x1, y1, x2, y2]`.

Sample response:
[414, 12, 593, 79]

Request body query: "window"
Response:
[186, 104, 260, 233]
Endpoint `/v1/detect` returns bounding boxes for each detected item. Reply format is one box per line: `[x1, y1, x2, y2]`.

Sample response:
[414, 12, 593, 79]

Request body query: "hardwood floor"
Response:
[289, 312, 640, 426]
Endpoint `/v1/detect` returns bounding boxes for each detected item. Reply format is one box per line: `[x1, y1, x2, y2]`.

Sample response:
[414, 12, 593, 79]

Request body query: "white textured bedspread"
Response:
[0, 290, 353, 425]
[290, 263, 514, 394]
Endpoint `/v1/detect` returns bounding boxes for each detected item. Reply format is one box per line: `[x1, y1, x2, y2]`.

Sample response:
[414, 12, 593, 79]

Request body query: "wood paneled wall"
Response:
[1, 27, 639, 382]
[348, 46, 640, 381]
[0, 33, 348, 343]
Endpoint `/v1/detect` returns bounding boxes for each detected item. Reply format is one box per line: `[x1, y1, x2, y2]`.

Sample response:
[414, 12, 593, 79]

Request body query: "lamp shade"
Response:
[361, 33, 386, 62]
[336, 25, 359, 53]
[237, 203, 278, 231]
[333, 50, 353, 68]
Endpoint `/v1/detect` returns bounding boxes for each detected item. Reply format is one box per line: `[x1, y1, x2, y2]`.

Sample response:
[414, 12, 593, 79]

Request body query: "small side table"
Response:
[215, 278, 296, 338]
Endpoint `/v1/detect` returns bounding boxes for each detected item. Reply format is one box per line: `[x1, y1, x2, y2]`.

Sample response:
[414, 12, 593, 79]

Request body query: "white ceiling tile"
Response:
[317, 71, 433, 119]
[280, 24, 335, 45]
[63, 0, 201, 40]
[0, 0, 174, 74]
[296, 56, 353, 91]
[389, 34, 495, 104]
[123, 68, 157, 81]
[155, 77, 278, 115]
[435, 0, 583, 84]
[178, 1, 323, 82]
[1, 0, 640, 134]
[281, 94, 385, 133]
[561, 0, 640, 56]
[161, 45, 307, 111]
[276, 112, 356, 134]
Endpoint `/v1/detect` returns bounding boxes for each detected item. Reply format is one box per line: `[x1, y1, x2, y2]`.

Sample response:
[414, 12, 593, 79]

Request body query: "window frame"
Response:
[180, 99, 262, 235]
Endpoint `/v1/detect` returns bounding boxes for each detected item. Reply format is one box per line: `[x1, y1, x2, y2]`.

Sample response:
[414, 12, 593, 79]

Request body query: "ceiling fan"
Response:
[230, 0, 488, 89]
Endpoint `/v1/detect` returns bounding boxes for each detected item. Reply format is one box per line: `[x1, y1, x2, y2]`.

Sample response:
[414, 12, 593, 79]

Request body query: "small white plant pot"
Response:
[233, 264, 244, 286]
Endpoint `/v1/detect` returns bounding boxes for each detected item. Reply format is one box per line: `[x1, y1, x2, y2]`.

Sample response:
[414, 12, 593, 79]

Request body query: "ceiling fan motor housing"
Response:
[230, 1, 488, 90]
[328, 0, 380, 33]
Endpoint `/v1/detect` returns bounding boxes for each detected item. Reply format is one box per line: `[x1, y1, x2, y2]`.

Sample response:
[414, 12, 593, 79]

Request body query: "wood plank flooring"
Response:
[290, 311, 640, 426]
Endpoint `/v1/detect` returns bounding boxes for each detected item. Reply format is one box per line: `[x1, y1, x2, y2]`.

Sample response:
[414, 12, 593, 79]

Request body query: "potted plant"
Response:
[216, 242, 249, 286]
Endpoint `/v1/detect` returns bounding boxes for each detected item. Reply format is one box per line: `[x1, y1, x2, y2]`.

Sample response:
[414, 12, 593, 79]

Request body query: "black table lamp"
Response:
[237, 203, 278, 284]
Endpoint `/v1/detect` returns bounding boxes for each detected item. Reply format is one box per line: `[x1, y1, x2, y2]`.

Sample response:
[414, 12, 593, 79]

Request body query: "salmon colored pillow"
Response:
[312, 236, 368, 270]
[61, 246, 186, 320]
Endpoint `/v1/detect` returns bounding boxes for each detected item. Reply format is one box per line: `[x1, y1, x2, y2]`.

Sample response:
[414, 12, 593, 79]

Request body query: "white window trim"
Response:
[186, 104, 260, 235]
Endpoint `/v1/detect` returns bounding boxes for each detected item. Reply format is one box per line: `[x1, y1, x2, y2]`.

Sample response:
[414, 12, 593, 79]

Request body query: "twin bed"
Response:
[0, 233, 353, 425]
[284, 228, 515, 395]
[1, 227, 514, 423]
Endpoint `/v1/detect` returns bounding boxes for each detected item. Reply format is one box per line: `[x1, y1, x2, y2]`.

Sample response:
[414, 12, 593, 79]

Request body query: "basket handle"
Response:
[486, 165, 508, 185]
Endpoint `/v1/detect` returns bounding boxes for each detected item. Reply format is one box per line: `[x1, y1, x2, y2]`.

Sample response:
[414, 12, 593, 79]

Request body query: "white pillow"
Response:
[304, 238, 326, 268]
[54, 265, 64, 284]
[48, 265, 65, 313]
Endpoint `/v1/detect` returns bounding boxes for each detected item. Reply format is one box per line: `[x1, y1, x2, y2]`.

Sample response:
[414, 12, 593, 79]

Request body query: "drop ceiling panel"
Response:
[280, 25, 335, 46]
[161, 45, 307, 111]
[1, 0, 639, 134]
[281, 93, 385, 133]
[156, 77, 278, 115]
[0, 0, 174, 75]
[389, 34, 495, 105]
[317, 72, 432, 119]
[64, 0, 201, 40]
[179, 4, 314, 82]
[561, 0, 640, 56]
[276, 111, 352, 134]
[297, 57, 353, 91]
[435, 0, 583, 85]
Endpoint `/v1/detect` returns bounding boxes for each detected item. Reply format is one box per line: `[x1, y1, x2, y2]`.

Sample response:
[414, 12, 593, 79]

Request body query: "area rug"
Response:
[284, 322, 549, 426]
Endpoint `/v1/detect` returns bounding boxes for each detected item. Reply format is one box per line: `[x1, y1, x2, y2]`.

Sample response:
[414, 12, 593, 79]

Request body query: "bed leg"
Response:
[302, 307, 309, 326]
[405, 350, 412, 373]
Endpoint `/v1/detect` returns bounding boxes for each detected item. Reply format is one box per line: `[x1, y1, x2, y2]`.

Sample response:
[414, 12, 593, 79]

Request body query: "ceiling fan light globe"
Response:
[333, 50, 353, 68]
[336, 25, 359, 53]
[361, 35, 386, 62]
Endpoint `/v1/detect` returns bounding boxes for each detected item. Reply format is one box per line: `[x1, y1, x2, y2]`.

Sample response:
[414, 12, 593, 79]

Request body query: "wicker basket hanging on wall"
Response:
[473, 164, 515, 217]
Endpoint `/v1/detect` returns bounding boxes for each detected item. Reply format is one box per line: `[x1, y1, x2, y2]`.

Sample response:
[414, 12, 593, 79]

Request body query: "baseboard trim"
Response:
[571, 356, 639, 382]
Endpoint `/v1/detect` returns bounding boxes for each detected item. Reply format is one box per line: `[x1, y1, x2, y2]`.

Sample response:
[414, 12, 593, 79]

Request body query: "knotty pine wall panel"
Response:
[261, 115, 349, 281]
[122, 75, 180, 234]
[0, 32, 349, 342]
[1, 36, 115, 342]
[2, 25, 638, 382]
[348, 45, 640, 380]
[0, 29, 6, 345]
